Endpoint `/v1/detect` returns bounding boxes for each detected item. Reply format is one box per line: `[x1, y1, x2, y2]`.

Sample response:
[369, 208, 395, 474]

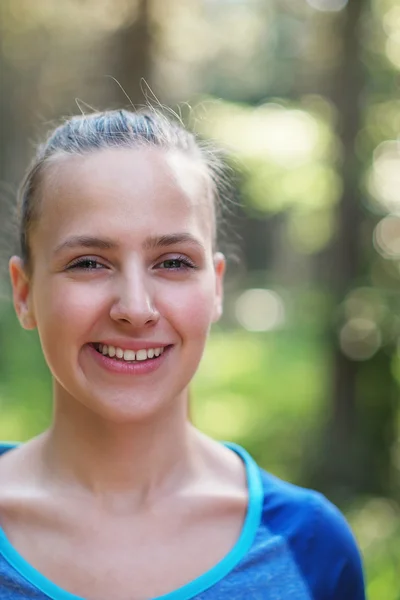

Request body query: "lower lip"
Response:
[86, 344, 171, 375]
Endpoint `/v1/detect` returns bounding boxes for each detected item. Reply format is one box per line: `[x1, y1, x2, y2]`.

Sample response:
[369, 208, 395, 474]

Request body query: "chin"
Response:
[81, 389, 180, 424]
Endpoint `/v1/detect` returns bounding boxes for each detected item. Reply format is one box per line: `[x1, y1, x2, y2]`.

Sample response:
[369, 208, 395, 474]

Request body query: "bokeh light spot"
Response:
[374, 215, 400, 259]
[235, 289, 285, 332]
[368, 140, 400, 212]
[307, 0, 348, 12]
[339, 318, 381, 361]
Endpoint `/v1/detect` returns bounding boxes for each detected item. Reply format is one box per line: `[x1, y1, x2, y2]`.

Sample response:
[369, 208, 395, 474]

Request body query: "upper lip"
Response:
[91, 341, 172, 351]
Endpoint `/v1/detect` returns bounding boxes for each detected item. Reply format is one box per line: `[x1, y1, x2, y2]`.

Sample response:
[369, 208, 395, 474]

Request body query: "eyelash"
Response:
[67, 258, 104, 271]
[157, 256, 197, 271]
[66, 255, 197, 272]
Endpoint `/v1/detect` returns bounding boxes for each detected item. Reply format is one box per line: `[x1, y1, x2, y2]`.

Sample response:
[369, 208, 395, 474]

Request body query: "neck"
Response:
[40, 386, 199, 504]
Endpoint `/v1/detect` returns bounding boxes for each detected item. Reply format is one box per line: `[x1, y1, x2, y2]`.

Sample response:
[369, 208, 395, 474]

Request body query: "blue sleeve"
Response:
[260, 471, 366, 600]
[302, 492, 366, 600]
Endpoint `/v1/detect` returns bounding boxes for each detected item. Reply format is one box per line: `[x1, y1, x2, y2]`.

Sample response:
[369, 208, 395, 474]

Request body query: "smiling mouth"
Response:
[91, 343, 168, 363]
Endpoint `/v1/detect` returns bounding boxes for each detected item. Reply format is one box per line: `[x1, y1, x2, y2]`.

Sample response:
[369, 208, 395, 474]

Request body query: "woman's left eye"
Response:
[157, 257, 196, 270]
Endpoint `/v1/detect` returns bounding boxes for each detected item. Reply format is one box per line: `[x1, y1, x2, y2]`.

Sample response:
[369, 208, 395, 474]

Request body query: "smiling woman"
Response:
[0, 109, 365, 600]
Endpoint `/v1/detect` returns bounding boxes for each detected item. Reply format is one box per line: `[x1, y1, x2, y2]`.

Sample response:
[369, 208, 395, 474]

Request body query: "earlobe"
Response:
[212, 252, 226, 323]
[9, 256, 36, 330]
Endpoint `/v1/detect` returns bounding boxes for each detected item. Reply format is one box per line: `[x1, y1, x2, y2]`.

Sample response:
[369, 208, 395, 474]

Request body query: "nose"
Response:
[109, 265, 160, 328]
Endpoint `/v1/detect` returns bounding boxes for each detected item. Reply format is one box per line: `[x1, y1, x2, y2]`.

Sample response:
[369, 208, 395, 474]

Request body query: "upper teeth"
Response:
[98, 344, 164, 361]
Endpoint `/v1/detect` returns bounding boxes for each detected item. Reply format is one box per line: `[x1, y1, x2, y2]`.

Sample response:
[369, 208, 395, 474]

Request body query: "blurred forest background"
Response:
[0, 0, 399, 597]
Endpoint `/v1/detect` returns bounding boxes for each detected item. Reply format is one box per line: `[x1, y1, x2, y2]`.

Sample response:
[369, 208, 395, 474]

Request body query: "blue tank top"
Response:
[0, 442, 365, 599]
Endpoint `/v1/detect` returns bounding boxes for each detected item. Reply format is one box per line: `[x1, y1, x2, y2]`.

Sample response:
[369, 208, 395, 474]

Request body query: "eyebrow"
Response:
[143, 233, 204, 251]
[53, 233, 204, 255]
[54, 236, 117, 255]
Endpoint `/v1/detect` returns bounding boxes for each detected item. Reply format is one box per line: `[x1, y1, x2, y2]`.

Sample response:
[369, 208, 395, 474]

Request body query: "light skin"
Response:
[0, 147, 248, 600]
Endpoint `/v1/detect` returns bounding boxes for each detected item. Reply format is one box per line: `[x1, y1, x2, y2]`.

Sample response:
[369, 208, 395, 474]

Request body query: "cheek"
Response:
[32, 280, 109, 381]
[33, 279, 104, 341]
[158, 278, 216, 339]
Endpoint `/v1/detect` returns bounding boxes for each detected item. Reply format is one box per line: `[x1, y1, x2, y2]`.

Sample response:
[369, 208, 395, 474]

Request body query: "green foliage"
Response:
[192, 327, 328, 483]
[348, 497, 400, 600]
[0, 301, 51, 441]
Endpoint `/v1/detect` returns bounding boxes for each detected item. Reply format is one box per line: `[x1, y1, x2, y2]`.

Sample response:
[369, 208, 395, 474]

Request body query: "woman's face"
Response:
[10, 147, 225, 422]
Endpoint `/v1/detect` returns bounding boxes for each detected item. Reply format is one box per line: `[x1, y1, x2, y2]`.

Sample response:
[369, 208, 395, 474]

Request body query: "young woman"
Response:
[0, 109, 365, 599]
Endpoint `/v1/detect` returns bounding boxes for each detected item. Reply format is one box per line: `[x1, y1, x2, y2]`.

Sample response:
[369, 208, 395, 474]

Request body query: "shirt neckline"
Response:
[0, 441, 264, 600]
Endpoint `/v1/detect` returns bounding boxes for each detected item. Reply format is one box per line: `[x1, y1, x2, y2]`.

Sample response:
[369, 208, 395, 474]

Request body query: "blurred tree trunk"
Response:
[324, 0, 366, 496]
[106, 0, 153, 107]
[313, 0, 397, 499]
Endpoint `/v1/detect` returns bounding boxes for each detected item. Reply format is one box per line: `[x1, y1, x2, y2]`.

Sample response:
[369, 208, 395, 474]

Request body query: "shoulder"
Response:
[0, 441, 34, 483]
[257, 469, 366, 600]
[0, 442, 34, 507]
[0, 440, 49, 512]
[0, 442, 21, 488]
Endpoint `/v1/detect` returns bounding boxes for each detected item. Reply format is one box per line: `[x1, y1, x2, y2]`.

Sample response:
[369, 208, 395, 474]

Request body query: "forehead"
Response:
[33, 147, 214, 253]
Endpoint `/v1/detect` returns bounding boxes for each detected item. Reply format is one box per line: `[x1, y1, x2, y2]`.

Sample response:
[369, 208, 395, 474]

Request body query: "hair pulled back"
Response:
[18, 109, 226, 272]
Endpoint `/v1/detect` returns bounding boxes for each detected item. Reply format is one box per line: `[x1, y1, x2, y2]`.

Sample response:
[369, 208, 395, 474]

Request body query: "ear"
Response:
[9, 256, 37, 330]
[212, 252, 226, 323]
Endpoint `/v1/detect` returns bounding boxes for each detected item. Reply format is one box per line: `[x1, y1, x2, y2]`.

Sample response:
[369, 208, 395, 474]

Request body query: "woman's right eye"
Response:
[66, 258, 105, 271]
